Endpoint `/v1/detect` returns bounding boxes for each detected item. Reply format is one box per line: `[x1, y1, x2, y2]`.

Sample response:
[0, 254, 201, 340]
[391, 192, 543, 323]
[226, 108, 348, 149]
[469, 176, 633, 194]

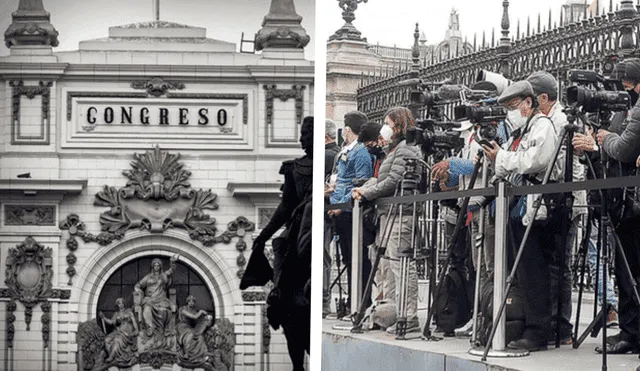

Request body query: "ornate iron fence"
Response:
[357, 0, 640, 122]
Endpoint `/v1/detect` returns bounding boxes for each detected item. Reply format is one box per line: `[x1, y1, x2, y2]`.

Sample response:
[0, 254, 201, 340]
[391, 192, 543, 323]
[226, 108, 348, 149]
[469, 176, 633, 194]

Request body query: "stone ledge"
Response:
[0, 178, 87, 195]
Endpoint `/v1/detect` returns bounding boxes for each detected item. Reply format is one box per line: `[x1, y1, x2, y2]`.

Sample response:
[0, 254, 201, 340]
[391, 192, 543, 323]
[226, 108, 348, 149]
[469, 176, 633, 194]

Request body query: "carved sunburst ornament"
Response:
[122, 144, 192, 201]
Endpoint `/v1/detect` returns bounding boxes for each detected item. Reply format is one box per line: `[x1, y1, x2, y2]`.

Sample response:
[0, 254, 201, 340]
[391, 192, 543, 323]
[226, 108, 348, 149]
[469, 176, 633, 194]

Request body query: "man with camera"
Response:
[527, 71, 585, 345]
[573, 58, 640, 355]
[483, 80, 559, 352]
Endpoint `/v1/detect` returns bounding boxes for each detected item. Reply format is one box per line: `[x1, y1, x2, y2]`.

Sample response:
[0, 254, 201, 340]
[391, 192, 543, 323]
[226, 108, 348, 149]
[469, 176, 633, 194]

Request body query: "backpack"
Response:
[433, 266, 474, 334]
[476, 274, 526, 346]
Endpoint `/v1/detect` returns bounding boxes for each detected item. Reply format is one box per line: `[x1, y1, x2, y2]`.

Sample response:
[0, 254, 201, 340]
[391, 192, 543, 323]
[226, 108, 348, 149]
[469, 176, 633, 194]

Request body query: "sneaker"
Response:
[607, 308, 619, 328]
[386, 320, 420, 335]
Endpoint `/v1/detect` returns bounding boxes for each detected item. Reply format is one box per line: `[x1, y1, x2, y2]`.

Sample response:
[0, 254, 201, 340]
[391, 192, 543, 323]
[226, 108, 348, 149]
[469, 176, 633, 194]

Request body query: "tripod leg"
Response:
[573, 214, 593, 347]
[481, 127, 569, 360]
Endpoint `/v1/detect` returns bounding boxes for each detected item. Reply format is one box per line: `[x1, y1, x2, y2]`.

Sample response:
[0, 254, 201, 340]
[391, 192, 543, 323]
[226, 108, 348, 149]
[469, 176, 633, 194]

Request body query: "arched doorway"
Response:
[96, 255, 215, 320]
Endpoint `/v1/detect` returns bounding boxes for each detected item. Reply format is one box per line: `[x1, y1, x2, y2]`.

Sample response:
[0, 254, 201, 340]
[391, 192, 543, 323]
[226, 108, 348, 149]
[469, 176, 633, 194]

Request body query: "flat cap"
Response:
[527, 71, 558, 97]
[497, 80, 535, 104]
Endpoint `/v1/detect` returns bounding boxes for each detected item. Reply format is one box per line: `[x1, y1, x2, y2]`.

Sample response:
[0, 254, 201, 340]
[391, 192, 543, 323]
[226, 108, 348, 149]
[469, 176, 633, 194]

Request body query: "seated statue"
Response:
[176, 295, 214, 369]
[99, 298, 139, 367]
[134, 255, 178, 349]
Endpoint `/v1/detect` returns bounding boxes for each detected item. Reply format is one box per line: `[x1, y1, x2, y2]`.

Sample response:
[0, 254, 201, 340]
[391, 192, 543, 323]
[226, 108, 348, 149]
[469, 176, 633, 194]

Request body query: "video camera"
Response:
[566, 69, 630, 113]
[406, 119, 464, 158]
[453, 88, 505, 143]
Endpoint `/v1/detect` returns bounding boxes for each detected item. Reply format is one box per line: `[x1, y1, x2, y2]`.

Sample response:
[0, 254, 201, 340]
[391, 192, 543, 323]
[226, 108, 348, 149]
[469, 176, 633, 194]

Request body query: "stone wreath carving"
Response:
[1, 237, 71, 348]
[59, 145, 255, 268]
[131, 77, 185, 97]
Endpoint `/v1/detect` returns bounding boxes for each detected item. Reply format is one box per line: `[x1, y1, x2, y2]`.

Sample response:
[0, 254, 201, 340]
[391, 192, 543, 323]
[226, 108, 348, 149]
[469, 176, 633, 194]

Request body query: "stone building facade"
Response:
[0, 1, 313, 370]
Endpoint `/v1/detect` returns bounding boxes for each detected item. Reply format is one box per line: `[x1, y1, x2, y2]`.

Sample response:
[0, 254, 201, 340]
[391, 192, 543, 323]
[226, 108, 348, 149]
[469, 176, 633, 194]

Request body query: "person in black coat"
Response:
[324, 120, 340, 316]
[241, 117, 313, 371]
[573, 58, 640, 355]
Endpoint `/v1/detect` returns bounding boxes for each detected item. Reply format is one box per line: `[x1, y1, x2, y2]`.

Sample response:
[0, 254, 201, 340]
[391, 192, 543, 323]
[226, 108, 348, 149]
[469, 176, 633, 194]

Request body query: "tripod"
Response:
[329, 221, 349, 320]
[351, 159, 427, 337]
[481, 122, 576, 360]
[422, 150, 485, 340]
[569, 111, 640, 371]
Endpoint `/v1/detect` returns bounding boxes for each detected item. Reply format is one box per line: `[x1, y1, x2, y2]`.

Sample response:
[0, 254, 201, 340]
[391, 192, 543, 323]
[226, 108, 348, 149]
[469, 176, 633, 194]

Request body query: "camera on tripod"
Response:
[566, 69, 631, 113]
[406, 119, 465, 158]
[454, 91, 506, 143]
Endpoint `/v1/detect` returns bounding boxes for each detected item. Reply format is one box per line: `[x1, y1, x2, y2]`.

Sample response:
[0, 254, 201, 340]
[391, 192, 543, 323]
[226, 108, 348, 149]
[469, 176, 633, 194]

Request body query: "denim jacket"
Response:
[330, 142, 373, 205]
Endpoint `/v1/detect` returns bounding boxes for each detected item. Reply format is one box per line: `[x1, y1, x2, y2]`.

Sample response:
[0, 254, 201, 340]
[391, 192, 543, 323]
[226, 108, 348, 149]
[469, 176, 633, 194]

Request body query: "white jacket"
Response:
[494, 112, 558, 226]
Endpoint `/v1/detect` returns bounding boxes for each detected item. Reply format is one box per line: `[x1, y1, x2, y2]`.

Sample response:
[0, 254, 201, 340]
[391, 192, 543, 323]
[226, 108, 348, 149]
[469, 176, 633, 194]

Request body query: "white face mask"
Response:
[380, 125, 394, 142]
[506, 110, 522, 129]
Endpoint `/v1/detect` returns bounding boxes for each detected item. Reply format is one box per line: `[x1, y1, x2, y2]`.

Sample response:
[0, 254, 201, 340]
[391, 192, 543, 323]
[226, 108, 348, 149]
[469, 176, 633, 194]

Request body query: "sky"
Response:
[323, 0, 624, 49]
[0, 0, 316, 59]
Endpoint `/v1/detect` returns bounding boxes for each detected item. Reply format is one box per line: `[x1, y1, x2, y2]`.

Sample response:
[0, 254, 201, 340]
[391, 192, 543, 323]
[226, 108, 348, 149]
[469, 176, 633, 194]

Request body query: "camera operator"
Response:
[527, 71, 583, 345]
[352, 107, 421, 334]
[572, 58, 640, 354]
[327, 111, 372, 309]
[323, 119, 340, 317]
[483, 80, 560, 352]
[432, 81, 507, 281]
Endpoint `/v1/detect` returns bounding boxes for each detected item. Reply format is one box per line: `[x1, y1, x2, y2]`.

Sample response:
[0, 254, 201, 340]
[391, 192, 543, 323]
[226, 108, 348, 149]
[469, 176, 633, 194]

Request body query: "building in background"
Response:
[0, 0, 313, 370]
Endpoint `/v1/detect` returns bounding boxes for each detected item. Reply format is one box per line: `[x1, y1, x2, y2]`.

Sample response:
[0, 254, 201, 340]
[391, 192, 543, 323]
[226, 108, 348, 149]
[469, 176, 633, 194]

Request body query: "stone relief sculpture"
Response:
[99, 298, 139, 367]
[176, 295, 215, 369]
[134, 256, 177, 351]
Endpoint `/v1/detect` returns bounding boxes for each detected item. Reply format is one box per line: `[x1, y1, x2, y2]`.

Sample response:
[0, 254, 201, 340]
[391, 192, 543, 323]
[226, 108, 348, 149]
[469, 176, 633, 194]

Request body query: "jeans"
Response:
[587, 221, 618, 308]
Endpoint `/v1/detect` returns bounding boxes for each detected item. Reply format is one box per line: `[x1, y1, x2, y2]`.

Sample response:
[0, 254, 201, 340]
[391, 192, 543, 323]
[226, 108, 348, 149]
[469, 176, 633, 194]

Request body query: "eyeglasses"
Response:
[504, 99, 523, 111]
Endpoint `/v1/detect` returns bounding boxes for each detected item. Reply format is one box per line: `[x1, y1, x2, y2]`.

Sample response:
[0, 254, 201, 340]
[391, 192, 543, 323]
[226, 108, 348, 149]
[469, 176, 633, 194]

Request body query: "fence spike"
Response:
[570, 4, 574, 23]
[537, 13, 541, 33]
[549, 8, 552, 29]
[473, 32, 477, 51]
[517, 19, 521, 38]
[527, 16, 531, 36]
[597, 0, 600, 16]
[492, 27, 495, 47]
[560, 8, 564, 26]
[609, 0, 613, 13]
[482, 30, 486, 49]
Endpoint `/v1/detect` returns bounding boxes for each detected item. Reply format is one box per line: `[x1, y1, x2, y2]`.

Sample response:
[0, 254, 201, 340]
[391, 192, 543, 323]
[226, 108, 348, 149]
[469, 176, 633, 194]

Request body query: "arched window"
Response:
[97, 256, 214, 320]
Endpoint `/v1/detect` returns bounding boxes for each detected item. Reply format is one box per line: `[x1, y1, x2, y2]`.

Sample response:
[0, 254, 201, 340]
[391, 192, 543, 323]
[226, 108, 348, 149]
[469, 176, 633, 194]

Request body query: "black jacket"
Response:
[603, 100, 640, 163]
[325, 142, 340, 178]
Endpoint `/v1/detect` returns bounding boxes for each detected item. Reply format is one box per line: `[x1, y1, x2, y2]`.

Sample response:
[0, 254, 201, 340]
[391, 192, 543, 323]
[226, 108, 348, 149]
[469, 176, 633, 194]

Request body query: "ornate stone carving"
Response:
[4, 205, 55, 226]
[134, 256, 177, 352]
[60, 146, 256, 249]
[254, 0, 310, 51]
[176, 295, 215, 370]
[264, 85, 305, 145]
[258, 208, 277, 229]
[131, 77, 185, 97]
[329, 0, 368, 42]
[59, 214, 82, 285]
[262, 305, 271, 353]
[6, 300, 16, 348]
[77, 320, 107, 371]
[77, 316, 235, 371]
[4, 236, 52, 330]
[227, 217, 255, 277]
[4, 0, 59, 48]
[242, 291, 267, 302]
[99, 298, 139, 368]
[41, 301, 51, 347]
[10, 80, 52, 145]
[204, 318, 235, 371]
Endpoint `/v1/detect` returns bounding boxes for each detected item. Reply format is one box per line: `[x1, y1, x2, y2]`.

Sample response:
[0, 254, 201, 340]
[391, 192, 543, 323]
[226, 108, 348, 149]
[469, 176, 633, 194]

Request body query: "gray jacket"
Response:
[603, 99, 640, 163]
[361, 140, 421, 215]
